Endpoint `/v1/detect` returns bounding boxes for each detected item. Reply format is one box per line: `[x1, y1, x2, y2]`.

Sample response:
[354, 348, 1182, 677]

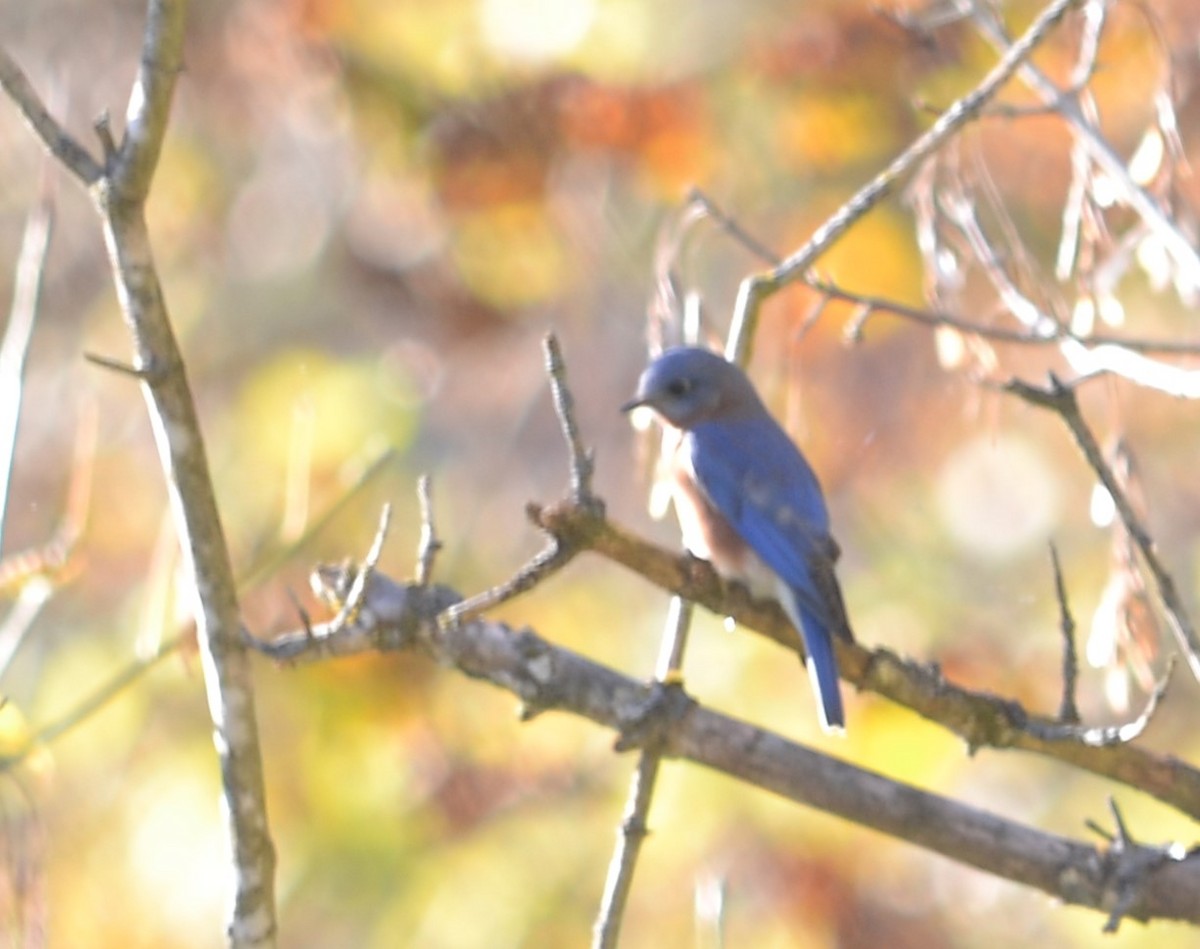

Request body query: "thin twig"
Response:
[1087, 795, 1185, 933]
[441, 337, 600, 626]
[240, 449, 396, 590]
[0, 579, 53, 678]
[672, 196, 1200, 365]
[940, 165, 1060, 333]
[543, 333, 598, 509]
[649, 195, 712, 353]
[1, 632, 180, 766]
[441, 531, 575, 627]
[687, 188, 781, 266]
[917, 154, 1200, 396]
[93, 111, 118, 166]
[594, 752, 662, 949]
[0, 400, 95, 678]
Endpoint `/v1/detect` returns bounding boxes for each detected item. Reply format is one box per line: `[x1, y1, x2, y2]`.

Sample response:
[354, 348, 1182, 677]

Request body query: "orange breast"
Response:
[669, 442, 749, 577]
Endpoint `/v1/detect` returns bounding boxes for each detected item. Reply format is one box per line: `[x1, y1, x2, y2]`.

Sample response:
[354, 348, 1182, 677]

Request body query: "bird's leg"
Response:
[613, 679, 696, 753]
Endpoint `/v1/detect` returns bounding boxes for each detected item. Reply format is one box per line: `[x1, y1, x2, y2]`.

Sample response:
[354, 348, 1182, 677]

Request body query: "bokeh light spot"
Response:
[480, 0, 595, 61]
[936, 433, 1061, 559]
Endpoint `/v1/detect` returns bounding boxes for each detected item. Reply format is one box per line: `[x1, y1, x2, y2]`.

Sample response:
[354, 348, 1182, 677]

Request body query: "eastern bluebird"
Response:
[623, 346, 852, 734]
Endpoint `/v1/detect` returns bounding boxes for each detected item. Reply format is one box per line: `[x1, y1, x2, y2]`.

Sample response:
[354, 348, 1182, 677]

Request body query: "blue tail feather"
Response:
[798, 604, 845, 734]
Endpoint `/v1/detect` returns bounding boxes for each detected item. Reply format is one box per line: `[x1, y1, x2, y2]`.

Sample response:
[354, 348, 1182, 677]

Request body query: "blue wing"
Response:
[688, 416, 849, 732]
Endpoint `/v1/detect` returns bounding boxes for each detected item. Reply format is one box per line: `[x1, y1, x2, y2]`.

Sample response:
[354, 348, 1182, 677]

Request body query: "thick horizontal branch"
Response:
[257, 569, 1200, 929]
[528, 500, 1200, 822]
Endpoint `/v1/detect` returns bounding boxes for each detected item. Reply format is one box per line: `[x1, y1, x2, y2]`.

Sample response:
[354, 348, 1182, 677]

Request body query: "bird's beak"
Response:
[621, 391, 660, 432]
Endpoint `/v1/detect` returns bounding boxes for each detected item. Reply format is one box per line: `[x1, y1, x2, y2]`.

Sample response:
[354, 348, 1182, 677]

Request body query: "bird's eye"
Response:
[665, 378, 692, 398]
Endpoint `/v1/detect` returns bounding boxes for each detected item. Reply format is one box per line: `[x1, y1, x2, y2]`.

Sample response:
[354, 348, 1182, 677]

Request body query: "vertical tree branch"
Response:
[593, 596, 694, 948]
[2, 2, 277, 945]
[99, 4, 277, 946]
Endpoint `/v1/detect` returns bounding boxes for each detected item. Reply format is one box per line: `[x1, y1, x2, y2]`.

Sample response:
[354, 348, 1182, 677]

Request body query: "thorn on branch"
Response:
[542, 333, 601, 514]
[83, 351, 162, 382]
[93, 111, 118, 167]
[843, 303, 873, 344]
[1049, 543, 1081, 725]
[797, 292, 831, 340]
[285, 587, 314, 641]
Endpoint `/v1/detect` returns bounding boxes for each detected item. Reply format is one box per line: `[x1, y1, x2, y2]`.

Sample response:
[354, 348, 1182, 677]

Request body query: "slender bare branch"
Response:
[1, 2, 279, 943]
[726, 0, 1081, 362]
[1054, 0, 1107, 280]
[544, 333, 599, 509]
[594, 742, 663, 949]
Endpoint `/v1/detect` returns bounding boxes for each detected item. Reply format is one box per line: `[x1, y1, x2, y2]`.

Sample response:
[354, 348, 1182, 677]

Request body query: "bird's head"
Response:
[621, 347, 760, 428]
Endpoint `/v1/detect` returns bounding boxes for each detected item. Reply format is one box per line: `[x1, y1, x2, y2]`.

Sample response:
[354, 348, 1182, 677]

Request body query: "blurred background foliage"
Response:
[2, 0, 1200, 945]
